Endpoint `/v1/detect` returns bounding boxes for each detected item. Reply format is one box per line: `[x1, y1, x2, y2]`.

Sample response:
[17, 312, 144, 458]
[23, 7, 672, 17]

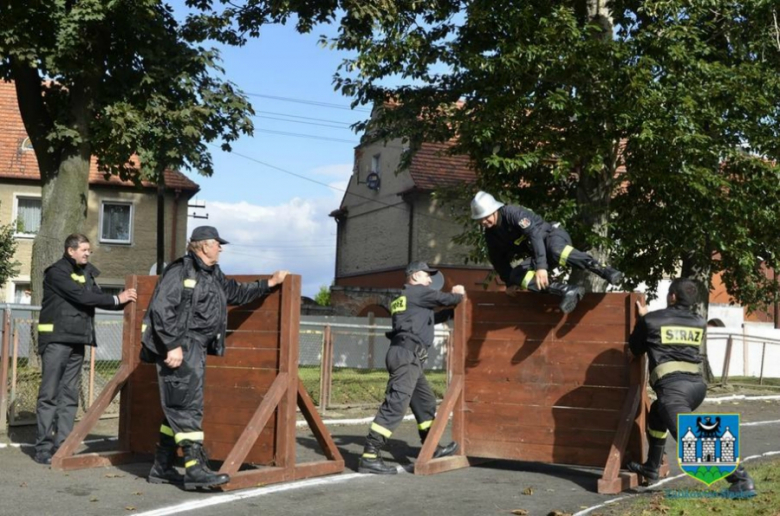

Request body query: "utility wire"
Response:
[254, 115, 353, 130]
[245, 92, 372, 113]
[253, 128, 358, 144]
[255, 110, 356, 126]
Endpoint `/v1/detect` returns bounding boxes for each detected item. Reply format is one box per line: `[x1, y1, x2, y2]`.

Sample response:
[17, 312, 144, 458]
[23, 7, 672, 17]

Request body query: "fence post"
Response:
[759, 342, 767, 386]
[367, 312, 376, 370]
[720, 335, 733, 386]
[0, 307, 11, 440]
[10, 324, 18, 424]
[319, 325, 333, 411]
[88, 345, 96, 409]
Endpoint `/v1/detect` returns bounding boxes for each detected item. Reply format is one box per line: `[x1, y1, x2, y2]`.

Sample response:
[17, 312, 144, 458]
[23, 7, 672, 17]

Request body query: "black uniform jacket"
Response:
[484, 205, 554, 283]
[142, 252, 272, 359]
[629, 304, 705, 386]
[38, 255, 121, 351]
[386, 284, 463, 349]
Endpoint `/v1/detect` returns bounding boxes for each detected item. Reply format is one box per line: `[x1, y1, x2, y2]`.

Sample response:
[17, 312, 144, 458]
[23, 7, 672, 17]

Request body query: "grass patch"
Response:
[599, 458, 780, 516]
[298, 366, 447, 407]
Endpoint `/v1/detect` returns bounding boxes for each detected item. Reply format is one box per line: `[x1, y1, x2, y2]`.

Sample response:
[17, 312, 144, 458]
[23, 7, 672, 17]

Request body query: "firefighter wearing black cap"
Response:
[141, 226, 289, 490]
[34, 234, 137, 465]
[358, 262, 465, 475]
[625, 278, 755, 495]
[471, 191, 623, 313]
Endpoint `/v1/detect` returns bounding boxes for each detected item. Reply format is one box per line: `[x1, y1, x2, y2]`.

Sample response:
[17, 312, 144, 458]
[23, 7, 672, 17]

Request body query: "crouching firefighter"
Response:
[141, 226, 289, 490]
[471, 191, 623, 314]
[625, 278, 756, 496]
[359, 262, 465, 474]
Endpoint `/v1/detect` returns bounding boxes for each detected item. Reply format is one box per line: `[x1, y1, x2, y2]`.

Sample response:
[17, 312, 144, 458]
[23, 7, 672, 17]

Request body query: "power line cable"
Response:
[245, 92, 371, 113]
[254, 115, 353, 130]
[255, 110, 356, 125]
[254, 128, 358, 144]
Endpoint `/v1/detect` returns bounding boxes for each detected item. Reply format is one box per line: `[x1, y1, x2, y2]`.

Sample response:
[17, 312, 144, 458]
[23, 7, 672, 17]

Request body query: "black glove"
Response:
[414, 344, 429, 364]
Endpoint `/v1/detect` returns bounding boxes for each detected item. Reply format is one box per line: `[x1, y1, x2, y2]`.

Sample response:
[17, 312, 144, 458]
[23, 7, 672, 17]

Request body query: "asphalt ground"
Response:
[1, 396, 778, 516]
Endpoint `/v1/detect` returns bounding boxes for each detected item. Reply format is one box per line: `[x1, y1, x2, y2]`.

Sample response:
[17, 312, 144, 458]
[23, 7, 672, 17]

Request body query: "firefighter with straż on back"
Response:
[141, 226, 289, 490]
[358, 262, 464, 474]
[471, 191, 623, 313]
[625, 278, 755, 496]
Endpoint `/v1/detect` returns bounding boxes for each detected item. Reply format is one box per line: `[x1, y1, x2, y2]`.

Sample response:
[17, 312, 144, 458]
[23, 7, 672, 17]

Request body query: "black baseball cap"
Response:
[405, 261, 439, 276]
[190, 226, 229, 245]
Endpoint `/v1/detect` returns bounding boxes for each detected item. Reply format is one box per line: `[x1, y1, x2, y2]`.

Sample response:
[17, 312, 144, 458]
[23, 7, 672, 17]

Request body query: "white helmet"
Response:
[470, 191, 504, 220]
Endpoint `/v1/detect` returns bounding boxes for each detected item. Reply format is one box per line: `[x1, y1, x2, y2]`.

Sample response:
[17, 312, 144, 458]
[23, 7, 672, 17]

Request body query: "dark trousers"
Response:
[508, 227, 601, 290]
[366, 346, 437, 448]
[649, 374, 708, 441]
[35, 343, 86, 454]
[156, 338, 206, 445]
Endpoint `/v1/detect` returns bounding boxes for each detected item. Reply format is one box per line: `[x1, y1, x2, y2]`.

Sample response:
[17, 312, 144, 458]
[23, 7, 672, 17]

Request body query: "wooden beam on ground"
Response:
[297, 379, 343, 462]
[414, 374, 464, 475]
[51, 365, 132, 470]
[598, 383, 642, 494]
[56, 451, 138, 470]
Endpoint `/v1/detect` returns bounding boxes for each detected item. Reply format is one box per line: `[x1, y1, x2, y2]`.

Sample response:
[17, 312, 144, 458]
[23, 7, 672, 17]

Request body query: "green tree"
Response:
[176, 1, 780, 314]
[314, 285, 331, 307]
[0, 1, 253, 304]
[0, 206, 19, 287]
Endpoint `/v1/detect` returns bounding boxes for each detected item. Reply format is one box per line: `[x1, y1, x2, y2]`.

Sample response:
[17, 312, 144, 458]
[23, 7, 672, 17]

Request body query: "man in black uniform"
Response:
[34, 234, 137, 465]
[358, 262, 465, 475]
[141, 226, 288, 490]
[471, 191, 623, 313]
[626, 278, 755, 495]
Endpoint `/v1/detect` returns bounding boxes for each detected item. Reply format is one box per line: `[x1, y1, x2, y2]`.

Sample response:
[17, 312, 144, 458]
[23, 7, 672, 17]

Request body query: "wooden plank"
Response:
[415, 455, 473, 476]
[464, 438, 610, 467]
[52, 365, 132, 469]
[220, 467, 288, 491]
[55, 452, 138, 471]
[465, 361, 628, 388]
[465, 421, 615, 448]
[201, 440, 275, 465]
[470, 321, 627, 342]
[292, 460, 346, 480]
[225, 332, 281, 348]
[275, 275, 301, 471]
[467, 290, 630, 308]
[227, 310, 281, 331]
[297, 379, 343, 462]
[206, 348, 279, 369]
[218, 372, 288, 475]
[464, 381, 627, 410]
[464, 339, 626, 368]
[598, 384, 643, 489]
[414, 374, 464, 472]
[598, 472, 640, 494]
[464, 402, 621, 432]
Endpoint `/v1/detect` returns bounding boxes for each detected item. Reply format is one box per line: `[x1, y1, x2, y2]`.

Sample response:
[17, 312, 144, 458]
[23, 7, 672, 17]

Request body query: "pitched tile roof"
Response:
[0, 81, 199, 192]
[407, 142, 475, 190]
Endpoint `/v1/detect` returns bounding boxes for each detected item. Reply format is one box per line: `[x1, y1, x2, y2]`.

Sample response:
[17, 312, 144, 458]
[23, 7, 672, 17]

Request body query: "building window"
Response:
[13, 283, 32, 305]
[20, 137, 34, 151]
[100, 201, 133, 244]
[100, 285, 123, 297]
[371, 154, 381, 175]
[14, 195, 41, 237]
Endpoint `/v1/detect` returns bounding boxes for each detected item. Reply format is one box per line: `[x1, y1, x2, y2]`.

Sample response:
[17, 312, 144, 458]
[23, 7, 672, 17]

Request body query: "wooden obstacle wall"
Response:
[416, 291, 650, 494]
[52, 274, 343, 490]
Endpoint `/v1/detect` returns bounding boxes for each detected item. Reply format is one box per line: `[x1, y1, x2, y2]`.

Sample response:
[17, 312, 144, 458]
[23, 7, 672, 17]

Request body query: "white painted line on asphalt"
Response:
[296, 413, 415, 428]
[134, 473, 367, 516]
[706, 394, 780, 402]
[572, 449, 780, 516]
[742, 419, 780, 427]
[6, 436, 118, 449]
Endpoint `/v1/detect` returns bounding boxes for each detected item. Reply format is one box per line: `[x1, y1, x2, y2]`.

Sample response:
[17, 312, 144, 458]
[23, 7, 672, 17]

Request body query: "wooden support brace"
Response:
[414, 374, 464, 475]
[219, 373, 289, 476]
[51, 365, 132, 470]
[597, 383, 642, 494]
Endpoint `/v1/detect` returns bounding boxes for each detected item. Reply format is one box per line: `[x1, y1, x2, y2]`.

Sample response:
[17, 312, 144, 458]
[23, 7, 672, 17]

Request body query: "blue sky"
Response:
[168, 3, 364, 297]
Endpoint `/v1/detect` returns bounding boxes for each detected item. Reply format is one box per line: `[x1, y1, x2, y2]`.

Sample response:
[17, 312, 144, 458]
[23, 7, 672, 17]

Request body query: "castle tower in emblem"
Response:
[682, 428, 697, 462]
[720, 427, 735, 462]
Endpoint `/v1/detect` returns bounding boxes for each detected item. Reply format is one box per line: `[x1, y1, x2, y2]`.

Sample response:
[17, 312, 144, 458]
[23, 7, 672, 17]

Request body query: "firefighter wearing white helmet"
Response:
[471, 191, 623, 313]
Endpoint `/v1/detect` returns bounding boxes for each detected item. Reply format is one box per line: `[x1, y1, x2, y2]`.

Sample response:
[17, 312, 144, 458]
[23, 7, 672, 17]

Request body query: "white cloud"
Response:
[188, 196, 339, 298]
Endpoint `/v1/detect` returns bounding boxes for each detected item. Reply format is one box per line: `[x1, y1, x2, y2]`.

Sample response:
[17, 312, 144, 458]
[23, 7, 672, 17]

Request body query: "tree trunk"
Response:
[681, 251, 714, 383]
[569, 0, 616, 293]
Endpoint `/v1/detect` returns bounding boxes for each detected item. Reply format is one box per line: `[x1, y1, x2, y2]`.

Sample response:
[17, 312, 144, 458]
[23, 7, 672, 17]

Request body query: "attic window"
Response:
[20, 138, 33, 151]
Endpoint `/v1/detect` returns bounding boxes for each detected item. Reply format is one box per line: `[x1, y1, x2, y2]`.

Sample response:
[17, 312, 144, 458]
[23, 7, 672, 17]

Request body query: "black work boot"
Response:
[725, 465, 757, 497]
[627, 436, 665, 482]
[586, 261, 624, 285]
[419, 428, 459, 459]
[358, 442, 397, 475]
[182, 442, 229, 490]
[148, 442, 184, 485]
[548, 283, 585, 314]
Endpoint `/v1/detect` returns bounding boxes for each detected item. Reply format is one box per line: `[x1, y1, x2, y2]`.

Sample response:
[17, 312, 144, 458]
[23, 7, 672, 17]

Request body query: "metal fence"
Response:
[706, 330, 780, 386]
[0, 308, 452, 429]
[299, 319, 451, 410]
[1, 305, 124, 426]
